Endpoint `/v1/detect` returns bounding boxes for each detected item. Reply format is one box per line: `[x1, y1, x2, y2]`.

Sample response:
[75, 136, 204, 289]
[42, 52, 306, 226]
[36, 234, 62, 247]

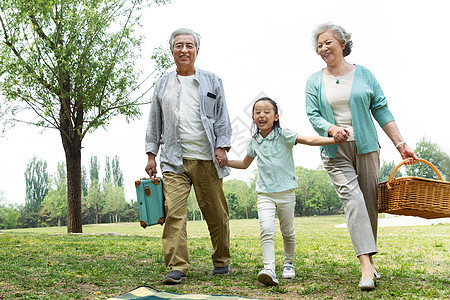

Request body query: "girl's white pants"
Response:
[257, 189, 296, 272]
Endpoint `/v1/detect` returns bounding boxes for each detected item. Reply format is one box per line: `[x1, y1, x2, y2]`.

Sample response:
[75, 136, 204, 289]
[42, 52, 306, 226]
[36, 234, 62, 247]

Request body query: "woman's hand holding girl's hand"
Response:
[330, 125, 350, 144]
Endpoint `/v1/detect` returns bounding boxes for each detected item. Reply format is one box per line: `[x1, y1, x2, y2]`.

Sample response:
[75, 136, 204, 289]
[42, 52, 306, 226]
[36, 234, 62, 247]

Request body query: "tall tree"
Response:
[42, 162, 67, 227]
[104, 156, 112, 184]
[111, 155, 124, 187]
[81, 166, 88, 197]
[0, 0, 171, 233]
[24, 157, 49, 213]
[85, 156, 102, 224]
[102, 181, 125, 223]
[85, 179, 104, 224]
[89, 156, 100, 183]
[406, 138, 450, 181]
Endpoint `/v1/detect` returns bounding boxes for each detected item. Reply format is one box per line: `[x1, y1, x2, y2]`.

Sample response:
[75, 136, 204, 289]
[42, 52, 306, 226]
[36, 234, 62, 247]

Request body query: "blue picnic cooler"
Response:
[135, 177, 165, 228]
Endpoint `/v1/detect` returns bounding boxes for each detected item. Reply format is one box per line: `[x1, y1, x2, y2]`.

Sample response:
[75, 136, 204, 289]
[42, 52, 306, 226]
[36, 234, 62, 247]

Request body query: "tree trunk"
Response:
[64, 142, 82, 233]
[60, 91, 83, 233]
[59, 67, 83, 233]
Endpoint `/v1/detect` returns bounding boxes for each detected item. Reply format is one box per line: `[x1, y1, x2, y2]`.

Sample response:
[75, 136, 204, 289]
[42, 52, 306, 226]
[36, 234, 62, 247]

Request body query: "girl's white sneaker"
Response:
[257, 269, 279, 286]
[282, 264, 295, 279]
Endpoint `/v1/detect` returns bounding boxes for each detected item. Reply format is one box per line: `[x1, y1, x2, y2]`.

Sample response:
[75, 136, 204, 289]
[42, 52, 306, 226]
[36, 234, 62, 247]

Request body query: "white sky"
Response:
[1, 0, 449, 205]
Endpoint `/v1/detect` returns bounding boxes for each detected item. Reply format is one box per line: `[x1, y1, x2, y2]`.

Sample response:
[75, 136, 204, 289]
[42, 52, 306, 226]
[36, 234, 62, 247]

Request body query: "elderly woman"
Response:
[305, 23, 418, 291]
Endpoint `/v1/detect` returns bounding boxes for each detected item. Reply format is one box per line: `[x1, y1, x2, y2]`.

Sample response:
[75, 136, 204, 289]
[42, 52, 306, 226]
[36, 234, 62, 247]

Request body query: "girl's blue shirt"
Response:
[247, 128, 299, 193]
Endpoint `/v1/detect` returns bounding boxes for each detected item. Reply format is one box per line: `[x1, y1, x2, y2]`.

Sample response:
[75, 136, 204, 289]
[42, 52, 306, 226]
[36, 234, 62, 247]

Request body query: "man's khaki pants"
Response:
[162, 159, 230, 274]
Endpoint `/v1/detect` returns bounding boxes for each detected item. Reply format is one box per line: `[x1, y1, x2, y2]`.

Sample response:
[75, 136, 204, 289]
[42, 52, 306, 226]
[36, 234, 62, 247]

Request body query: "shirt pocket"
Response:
[204, 94, 217, 118]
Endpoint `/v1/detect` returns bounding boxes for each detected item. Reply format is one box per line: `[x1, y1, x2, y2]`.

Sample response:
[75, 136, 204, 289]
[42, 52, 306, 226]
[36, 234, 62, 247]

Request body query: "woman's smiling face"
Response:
[316, 30, 345, 66]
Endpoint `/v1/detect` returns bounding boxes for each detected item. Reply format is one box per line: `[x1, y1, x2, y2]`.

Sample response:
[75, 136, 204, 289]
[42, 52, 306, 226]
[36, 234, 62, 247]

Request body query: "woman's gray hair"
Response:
[169, 28, 201, 51]
[312, 22, 353, 57]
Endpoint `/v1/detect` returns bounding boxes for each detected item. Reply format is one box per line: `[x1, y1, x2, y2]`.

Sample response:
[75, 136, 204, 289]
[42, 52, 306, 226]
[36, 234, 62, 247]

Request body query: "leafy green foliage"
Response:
[0, 0, 146, 130]
[152, 45, 175, 78]
[102, 155, 124, 186]
[81, 166, 88, 197]
[223, 179, 257, 219]
[111, 155, 124, 187]
[406, 138, 450, 180]
[24, 156, 49, 213]
[83, 155, 131, 224]
[89, 155, 100, 182]
[17, 210, 40, 228]
[295, 166, 342, 216]
[2, 155, 137, 228]
[102, 181, 125, 223]
[379, 160, 403, 182]
[0, 204, 19, 229]
[0, 0, 172, 232]
[42, 162, 68, 226]
[83, 178, 104, 224]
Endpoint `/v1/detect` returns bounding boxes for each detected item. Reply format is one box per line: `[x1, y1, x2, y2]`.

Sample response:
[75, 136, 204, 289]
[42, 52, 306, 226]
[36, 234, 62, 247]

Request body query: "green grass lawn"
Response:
[0, 215, 449, 299]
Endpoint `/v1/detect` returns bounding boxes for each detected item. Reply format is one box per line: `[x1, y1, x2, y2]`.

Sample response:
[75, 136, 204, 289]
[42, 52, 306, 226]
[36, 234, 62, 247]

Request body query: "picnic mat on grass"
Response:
[108, 286, 260, 300]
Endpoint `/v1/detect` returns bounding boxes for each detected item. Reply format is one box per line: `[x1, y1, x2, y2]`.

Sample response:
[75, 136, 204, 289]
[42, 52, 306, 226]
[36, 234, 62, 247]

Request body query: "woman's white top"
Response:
[323, 69, 356, 141]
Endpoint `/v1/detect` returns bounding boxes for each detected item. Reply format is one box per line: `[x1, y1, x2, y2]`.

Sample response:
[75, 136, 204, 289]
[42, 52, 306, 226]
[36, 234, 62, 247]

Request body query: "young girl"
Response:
[221, 97, 348, 286]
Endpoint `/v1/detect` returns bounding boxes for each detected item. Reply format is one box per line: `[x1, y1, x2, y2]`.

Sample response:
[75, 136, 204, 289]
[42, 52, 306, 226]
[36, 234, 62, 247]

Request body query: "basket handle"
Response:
[387, 158, 444, 189]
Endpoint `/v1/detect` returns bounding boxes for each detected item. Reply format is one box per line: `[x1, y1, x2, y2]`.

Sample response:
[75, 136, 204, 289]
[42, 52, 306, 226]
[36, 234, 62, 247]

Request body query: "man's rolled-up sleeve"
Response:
[213, 77, 232, 150]
[145, 87, 162, 155]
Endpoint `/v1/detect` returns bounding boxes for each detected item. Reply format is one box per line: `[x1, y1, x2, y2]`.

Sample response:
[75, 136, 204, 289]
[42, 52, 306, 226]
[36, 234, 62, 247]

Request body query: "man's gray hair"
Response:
[169, 28, 201, 51]
[311, 22, 353, 57]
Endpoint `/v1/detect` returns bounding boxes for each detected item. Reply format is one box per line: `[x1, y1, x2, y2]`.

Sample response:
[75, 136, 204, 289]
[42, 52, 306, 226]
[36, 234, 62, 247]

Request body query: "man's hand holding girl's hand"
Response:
[214, 148, 228, 168]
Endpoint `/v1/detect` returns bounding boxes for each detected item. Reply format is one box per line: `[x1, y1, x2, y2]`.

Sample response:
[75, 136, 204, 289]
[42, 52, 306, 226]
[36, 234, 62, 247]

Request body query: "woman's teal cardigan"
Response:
[305, 64, 395, 158]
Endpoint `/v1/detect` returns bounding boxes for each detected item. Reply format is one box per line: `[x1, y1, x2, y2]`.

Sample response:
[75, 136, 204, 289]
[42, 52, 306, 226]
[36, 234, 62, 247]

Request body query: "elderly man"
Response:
[145, 28, 232, 284]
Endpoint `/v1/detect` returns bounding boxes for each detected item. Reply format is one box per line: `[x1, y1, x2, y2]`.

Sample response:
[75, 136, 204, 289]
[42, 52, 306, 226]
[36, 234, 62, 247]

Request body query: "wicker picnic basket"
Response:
[378, 158, 450, 219]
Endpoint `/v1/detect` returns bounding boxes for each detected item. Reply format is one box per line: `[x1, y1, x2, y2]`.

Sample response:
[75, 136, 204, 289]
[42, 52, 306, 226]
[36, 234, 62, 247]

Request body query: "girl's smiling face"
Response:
[252, 100, 279, 138]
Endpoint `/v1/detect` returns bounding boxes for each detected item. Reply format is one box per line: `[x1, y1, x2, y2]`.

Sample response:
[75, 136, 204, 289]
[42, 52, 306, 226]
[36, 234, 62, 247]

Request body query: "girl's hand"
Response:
[330, 125, 350, 144]
[216, 155, 224, 166]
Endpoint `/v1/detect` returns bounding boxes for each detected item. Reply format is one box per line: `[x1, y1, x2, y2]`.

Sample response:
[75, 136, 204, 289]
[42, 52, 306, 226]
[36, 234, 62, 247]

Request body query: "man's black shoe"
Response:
[163, 270, 186, 284]
[212, 265, 230, 275]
